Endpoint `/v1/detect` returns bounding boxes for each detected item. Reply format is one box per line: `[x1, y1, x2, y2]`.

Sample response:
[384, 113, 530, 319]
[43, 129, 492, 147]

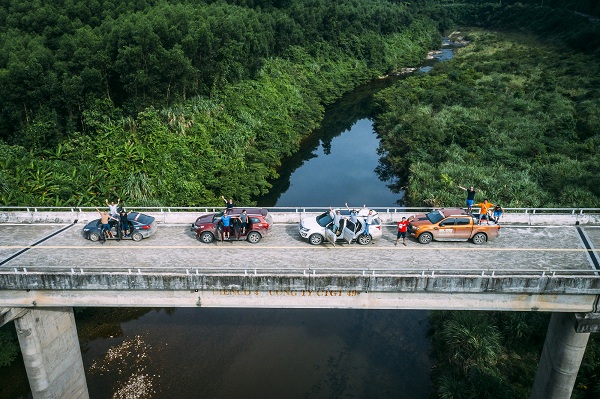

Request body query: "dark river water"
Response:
[2, 40, 457, 399]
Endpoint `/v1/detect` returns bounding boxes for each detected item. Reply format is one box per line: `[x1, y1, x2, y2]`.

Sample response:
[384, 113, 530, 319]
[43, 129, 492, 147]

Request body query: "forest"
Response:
[0, 0, 439, 206]
[371, 3, 600, 398]
[2, 0, 600, 398]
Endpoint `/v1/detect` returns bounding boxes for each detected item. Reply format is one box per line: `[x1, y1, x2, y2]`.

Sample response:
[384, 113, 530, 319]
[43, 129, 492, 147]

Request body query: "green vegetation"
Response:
[2, 0, 600, 397]
[428, 311, 600, 398]
[0, 324, 18, 367]
[0, 0, 440, 206]
[429, 311, 550, 398]
[375, 29, 600, 208]
[372, 3, 600, 398]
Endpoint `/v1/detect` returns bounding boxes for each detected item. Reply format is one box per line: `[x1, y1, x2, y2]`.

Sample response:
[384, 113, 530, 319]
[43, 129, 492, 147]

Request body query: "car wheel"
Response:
[89, 232, 100, 242]
[357, 234, 372, 245]
[247, 231, 261, 244]
[309, 234, 323, 245]
[131, 232, 143, 242]
[199, 231, 214, 244]
[472, 232, 487, 245]
[418, 232, 433, 244]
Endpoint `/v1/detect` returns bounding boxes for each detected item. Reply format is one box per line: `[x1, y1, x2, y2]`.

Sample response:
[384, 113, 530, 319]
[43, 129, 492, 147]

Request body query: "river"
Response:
[1, 39, 458, 399]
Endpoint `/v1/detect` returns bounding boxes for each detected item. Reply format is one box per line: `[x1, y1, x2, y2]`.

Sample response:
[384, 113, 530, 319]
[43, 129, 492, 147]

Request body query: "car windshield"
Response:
[426, 210, 445, 224]
[316, 212, 333, 227]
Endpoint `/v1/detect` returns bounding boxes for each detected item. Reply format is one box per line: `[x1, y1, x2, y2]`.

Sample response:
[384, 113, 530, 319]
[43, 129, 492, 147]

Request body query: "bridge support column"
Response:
[530, 312, 589, 399]
[14, 307, 89, 399]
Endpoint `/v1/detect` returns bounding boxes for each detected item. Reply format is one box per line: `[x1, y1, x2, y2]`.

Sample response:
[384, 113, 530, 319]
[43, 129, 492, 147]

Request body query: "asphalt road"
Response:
[1, 223, 599, 274]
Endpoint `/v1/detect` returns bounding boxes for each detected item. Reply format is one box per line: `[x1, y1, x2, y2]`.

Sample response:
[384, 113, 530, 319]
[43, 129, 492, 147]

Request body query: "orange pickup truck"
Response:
[407, 208, 500, 245]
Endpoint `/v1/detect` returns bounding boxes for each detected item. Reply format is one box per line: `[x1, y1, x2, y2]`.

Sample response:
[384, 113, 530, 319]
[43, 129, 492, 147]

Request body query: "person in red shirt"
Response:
[395, 217, 409, 246]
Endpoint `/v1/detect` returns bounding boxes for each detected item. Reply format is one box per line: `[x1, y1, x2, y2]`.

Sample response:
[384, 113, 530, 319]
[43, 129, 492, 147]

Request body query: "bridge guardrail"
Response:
[3, 267, 600, 278]
[1, 206, 600, 214]
[2, 206, 600, 225]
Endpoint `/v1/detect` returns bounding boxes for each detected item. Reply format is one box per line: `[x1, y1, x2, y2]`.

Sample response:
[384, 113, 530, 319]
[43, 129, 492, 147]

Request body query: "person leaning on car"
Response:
[95, 208, 117, 238]
[119, 209, 131, 238]
[239, 210, 248, 234]
[329, 207, 341, 233]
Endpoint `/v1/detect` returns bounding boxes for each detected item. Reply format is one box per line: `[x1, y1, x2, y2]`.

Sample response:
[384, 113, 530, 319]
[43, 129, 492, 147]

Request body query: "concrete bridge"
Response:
[1, 207, 600, 399]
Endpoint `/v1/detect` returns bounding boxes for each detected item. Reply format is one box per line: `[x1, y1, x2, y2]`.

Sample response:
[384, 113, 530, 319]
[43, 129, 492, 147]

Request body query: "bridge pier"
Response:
[13, 307, 89, 399]
[530, 312, 590, 399]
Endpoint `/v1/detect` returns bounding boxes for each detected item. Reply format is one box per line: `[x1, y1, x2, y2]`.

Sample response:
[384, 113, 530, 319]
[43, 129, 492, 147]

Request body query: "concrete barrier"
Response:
[0, 210, 599, 226]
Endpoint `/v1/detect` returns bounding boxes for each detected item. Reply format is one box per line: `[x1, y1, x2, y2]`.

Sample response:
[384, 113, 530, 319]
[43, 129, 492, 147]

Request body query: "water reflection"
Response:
[83, 308, 432, 399]
[257, 38, 459, 208]
[257, 76, 408, 207]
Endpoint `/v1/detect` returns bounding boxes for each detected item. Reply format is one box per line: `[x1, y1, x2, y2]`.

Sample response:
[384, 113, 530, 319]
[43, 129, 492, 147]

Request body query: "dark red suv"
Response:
[190, 208, 272, 244]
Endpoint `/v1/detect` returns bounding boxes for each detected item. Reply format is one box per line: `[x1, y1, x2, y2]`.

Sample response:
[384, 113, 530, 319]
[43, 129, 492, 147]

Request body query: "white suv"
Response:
[299, 208, 382, 245]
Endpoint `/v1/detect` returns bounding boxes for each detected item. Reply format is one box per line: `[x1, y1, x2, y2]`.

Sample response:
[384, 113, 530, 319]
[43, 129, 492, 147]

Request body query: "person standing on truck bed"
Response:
[476, 199, 494, 225]
[458, 185, 477, 212]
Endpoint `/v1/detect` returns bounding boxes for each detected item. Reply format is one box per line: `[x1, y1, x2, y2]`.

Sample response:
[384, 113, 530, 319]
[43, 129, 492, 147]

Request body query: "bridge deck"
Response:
[2, 223, 600, 310]
[1, 223, 598, 273]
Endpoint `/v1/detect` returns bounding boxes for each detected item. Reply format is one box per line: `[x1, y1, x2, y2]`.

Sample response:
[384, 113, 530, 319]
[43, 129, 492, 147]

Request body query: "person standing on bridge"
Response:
[239, 209, 248, 235]
[221, 212, 232, 240]
[95, 208, 118, 239]
[395, 217, 409, 246]
[364, 210, 374, 237]
[118, 209, 131, 238]
[330, 207, 341, 233]
[458, 185, 476, 212]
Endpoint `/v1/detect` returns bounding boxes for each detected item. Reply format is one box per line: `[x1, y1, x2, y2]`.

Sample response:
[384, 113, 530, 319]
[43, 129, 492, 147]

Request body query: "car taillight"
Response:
[376, 225, 381, 229]
[142, 225, 151, 230]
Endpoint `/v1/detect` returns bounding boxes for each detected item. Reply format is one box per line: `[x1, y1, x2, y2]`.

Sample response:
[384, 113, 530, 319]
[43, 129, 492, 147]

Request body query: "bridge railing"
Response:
[2, 206, 600, 225]
[3, 266, 599, 278]
[1, 206, 600, 214]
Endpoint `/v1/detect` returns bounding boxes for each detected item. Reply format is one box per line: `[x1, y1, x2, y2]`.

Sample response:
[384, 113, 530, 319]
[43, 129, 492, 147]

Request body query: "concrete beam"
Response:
[14, 307, 89, 399]
[2, 271, 600, 295]
[0, 290, 595, 311]
[530, 313, 590, 399]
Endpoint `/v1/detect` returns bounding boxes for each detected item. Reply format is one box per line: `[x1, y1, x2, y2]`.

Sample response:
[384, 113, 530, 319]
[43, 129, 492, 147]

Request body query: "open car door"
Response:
[342, 219, 357, 243]
[324, 227, 337, 245]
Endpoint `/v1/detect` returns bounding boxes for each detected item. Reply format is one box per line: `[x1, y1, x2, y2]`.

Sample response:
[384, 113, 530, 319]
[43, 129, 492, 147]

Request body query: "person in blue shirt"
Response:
[221, 213, 232, 240]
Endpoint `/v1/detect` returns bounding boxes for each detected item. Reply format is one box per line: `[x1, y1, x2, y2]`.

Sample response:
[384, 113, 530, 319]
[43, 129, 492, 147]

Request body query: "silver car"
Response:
[299, 208, 382, 245]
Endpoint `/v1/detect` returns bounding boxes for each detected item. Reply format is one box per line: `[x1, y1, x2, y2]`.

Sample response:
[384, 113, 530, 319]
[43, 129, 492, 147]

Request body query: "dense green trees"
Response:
[371, 3, 600, 398]
[0, 0, 439, 207]
[375, 30, 600, 208]
[429, 311, 550, 399]
[0, 0, 429, 148]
